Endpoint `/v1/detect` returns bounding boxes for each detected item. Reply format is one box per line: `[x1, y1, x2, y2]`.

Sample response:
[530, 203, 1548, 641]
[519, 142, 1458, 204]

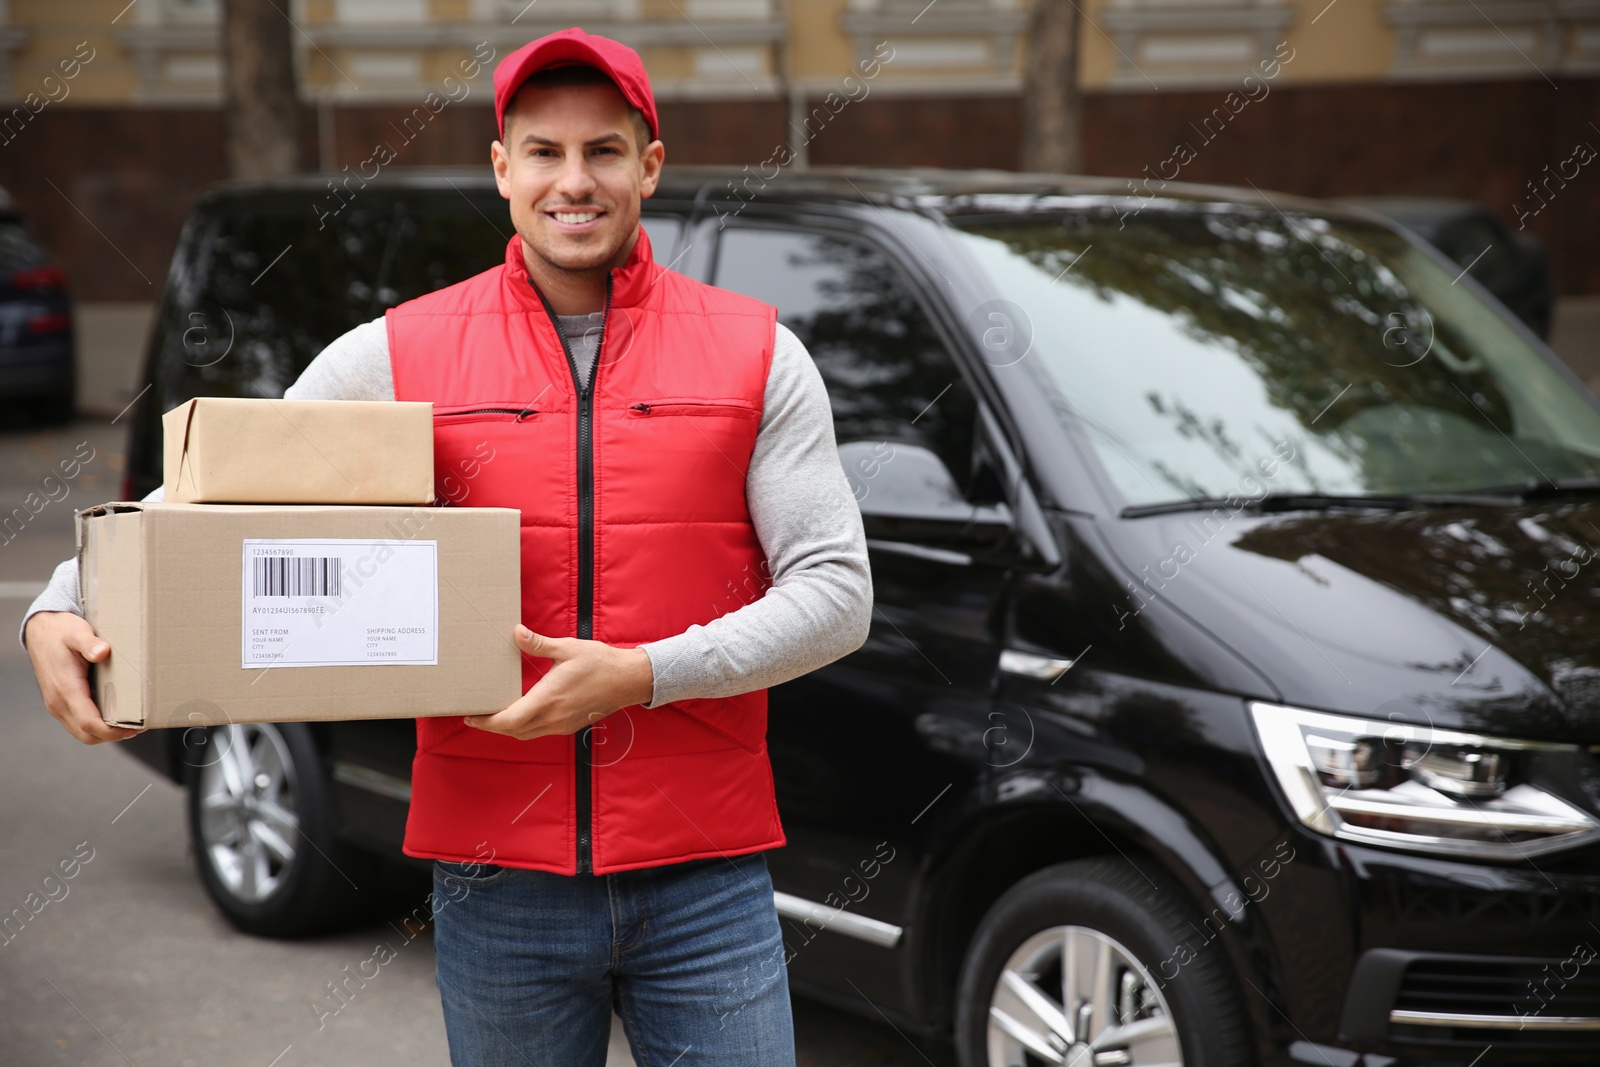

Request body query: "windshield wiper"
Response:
[1121, 490, 1518, 518]
[1501, 477, 1600, 501]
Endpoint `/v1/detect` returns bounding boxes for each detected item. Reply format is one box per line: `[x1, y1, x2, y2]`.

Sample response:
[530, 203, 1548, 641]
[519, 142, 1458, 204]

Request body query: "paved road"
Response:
[0, 415, 956, 1067]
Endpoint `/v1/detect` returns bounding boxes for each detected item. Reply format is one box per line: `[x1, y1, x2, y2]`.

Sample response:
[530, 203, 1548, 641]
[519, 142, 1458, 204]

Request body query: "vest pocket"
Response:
[434, 403, 542, 424]
[417, 714, 570, 763]
[668, 693, 768, 754]
[628, 399, 759, 419]
[417, 714, 472, 753]
[432, 403, 558, 507]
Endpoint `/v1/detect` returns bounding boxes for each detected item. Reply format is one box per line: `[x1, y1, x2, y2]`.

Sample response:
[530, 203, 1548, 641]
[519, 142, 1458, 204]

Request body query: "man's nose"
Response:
[553, 151, 598, 201]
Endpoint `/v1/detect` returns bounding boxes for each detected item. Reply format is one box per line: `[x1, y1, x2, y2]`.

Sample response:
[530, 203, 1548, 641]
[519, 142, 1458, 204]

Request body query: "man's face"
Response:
[491, 79, 663, 276]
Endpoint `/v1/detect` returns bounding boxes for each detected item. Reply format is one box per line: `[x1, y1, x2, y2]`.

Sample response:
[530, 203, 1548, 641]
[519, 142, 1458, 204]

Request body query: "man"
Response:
[21, 27, 872, 1067]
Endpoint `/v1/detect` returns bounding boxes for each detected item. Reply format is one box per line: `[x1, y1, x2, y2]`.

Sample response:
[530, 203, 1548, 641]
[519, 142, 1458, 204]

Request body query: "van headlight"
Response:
[1249, 702, 1600, 860]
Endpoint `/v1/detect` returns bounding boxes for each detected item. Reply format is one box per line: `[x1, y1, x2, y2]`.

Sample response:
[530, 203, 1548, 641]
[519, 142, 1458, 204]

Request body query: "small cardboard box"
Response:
[77, 502, 523, 728]
[163, 397, 435, 505]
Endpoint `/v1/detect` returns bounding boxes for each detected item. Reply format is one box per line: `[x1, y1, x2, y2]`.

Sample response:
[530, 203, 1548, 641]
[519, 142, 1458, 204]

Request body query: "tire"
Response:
[955, 858, 1254, 1067]
[40, 387, 75, 425]
[184, 721, 377, 937]
[39, 359, 77, 425]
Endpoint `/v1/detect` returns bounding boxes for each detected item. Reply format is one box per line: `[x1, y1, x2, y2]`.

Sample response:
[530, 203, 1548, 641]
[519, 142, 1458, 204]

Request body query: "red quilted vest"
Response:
[387, 223, 785, 874]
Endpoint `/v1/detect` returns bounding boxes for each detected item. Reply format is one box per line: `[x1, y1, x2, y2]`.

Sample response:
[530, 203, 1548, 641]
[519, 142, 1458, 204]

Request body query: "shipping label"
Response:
[241, 538, 438, 668]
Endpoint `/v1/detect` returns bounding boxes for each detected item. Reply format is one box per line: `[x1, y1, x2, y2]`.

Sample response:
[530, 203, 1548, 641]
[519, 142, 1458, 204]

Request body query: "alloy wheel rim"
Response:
[196, 723, 299, 904]
[987, 924, 1183, 1067]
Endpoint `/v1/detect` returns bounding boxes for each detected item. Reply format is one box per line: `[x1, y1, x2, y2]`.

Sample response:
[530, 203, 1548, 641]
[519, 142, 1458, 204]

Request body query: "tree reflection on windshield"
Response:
[953, 208, 1600, 507]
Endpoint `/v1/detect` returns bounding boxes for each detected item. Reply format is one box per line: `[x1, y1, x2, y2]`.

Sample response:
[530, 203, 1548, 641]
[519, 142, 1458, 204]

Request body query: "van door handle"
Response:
[865, 538, 972, 566]
[999, 649, 1078, 681]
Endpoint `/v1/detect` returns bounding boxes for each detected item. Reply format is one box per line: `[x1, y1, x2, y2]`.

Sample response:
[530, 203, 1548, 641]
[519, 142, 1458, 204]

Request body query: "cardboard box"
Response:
[77, 502, 523, 728]
[163, 397, 435, 505]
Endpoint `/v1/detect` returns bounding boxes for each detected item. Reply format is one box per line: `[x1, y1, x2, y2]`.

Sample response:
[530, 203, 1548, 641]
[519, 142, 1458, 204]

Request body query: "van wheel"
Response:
[955, 858, 1253, 1067]
[42, 386, 75, 424]
[185, 722, 374, 937]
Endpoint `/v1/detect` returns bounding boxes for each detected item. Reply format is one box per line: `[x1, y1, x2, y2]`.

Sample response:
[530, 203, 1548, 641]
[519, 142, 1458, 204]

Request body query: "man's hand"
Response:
[24, 611, 143, 745]
[464, 625, 654, 742]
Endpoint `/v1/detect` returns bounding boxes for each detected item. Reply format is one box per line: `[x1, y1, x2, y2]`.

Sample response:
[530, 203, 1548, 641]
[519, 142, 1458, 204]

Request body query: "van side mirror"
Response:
[839, 441, 1012, 549]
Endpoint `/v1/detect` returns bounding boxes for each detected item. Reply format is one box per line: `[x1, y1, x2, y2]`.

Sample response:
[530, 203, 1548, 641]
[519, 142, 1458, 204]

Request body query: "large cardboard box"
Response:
[77, 502, 523, 728]
[163, 397, 435, 505]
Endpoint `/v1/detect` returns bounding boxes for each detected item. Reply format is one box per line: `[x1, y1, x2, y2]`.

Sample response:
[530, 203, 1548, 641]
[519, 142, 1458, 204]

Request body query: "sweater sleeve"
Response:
[17, 317, 395, 651]
[637, 322, 873, 706]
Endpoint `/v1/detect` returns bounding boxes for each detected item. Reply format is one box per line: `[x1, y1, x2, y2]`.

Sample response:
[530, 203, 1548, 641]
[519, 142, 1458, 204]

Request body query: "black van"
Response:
[119, 166, 1600, 1067]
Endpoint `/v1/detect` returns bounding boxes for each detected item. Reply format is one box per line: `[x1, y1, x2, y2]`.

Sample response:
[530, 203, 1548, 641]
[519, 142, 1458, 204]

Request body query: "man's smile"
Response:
[546, 208, 605, 231]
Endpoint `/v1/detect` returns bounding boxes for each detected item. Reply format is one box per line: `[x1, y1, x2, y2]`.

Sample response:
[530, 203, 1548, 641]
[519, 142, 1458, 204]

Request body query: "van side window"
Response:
[711, 226, 982, 501]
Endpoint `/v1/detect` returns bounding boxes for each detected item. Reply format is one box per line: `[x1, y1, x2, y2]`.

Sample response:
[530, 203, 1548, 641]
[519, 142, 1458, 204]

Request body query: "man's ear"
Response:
[640, 139, 665, 198]
[491, 139, 512, 200]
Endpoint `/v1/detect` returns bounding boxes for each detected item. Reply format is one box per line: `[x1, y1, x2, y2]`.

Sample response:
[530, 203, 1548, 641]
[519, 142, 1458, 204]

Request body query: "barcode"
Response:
[252, 556, 342, 598]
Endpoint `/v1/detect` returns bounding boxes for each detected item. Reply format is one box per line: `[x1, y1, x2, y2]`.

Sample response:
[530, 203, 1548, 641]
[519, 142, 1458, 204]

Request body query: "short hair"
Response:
[504, 64, 653, 155]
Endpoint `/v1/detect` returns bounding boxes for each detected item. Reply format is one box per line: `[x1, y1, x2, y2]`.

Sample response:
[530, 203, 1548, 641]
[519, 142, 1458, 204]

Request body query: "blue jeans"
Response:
[431, 850, 796, 1067]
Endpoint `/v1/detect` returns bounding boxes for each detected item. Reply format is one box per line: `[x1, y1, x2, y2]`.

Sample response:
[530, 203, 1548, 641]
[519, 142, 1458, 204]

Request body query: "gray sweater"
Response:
[20, 312, 873, 711]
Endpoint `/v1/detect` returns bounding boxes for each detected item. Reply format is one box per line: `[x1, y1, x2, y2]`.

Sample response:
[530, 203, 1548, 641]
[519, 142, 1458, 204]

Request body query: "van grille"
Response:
[1390, 957, 1600, 1051]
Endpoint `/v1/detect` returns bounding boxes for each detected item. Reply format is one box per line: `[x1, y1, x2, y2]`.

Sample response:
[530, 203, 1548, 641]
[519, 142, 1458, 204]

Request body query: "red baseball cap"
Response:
[493, 27, 660, 144]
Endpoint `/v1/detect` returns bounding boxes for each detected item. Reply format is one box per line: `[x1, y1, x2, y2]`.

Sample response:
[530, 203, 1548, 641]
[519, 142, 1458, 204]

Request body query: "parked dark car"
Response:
[1336, 197, 1555, 340]
[118, 166, 1600, 1067]
[0, 190, 75, 423]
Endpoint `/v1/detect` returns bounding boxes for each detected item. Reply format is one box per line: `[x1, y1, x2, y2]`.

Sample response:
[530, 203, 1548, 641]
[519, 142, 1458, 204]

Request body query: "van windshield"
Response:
[950, 208, 1600, 508]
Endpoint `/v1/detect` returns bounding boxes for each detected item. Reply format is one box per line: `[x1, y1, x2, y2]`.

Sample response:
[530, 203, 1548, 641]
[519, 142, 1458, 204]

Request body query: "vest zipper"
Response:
[527, 271, 612, 876]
